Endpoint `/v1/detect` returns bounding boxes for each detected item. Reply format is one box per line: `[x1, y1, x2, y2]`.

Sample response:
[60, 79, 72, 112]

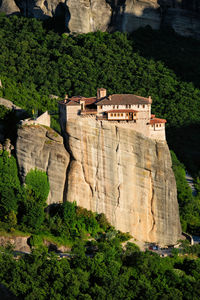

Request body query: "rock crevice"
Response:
[63, 118, 182, 245]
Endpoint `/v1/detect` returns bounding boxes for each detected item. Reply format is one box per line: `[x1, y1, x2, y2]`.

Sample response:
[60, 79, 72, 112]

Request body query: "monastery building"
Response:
[59, 88, 166, 140]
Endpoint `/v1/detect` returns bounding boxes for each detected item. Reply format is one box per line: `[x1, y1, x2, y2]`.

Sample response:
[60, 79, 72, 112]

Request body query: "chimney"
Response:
[108, 95, 112, 101]
[97, 88, 107, 99]
[148, 96, 152, 103]
[64, 94, 68, 103]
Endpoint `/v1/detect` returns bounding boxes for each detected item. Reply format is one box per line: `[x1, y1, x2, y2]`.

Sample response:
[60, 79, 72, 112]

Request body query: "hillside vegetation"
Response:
[0, 152, 200, 300]
[0, 15, 200, 169]
[1, 239, 200, 299]
[1, 14, 200, 299]
[1, 13, 200, 233]
[0, 14, 200, 129]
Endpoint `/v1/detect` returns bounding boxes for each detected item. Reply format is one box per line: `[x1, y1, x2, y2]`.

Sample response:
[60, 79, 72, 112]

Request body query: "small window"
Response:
[117, 105, 119, 109]
[118, 113, 120, 116]
[138, 105, 139, 108]
[151, 125, 154, 128]
[159, 124, 161, 127]
[126, 105, 128, 108]
[114, 113, 116, 117]
[129, 105, 131, 108]
[156, 124, 158, 127]
[126, 113, 128, 116]
[134, 113, 136, 116]
[113, 105, 115, 109]
[143, 105, 145, 108]
[121, 113, 123, 116]
[100, 105, 102, 109]
[111, 113, 113, 117]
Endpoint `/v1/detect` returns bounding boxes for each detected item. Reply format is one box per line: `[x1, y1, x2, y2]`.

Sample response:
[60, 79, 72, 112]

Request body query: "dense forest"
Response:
[1, 13, 200, 299]
[1, 238, 200, 299]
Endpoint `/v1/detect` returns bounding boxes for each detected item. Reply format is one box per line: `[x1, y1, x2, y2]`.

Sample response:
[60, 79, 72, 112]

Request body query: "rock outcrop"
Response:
[64, 118, 181, 245]
[1, 0, 200, 38]
[0, 0, 20, 15]
[15, 118, 181, 245]
[16, 125, 69, 205]
[121, 0, 161, 32]
[67, 0, 112, 33]
[0, 235, 30, 252]
[14, 0, 67, 19]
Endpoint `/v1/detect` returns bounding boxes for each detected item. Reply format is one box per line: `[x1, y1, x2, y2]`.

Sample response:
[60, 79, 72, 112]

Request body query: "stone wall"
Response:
[21, 111, 51, 127]
[150, 124, 166, 140]
[66, 105, 81, 122]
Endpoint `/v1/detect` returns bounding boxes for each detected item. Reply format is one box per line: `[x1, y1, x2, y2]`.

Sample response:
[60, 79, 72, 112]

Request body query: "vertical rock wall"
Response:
[1, 1, 200, 38]
[64, 118, 182, 245]
[15, 119, 182, 245]
[16, 125, 69, 204]
[67, 0, 112, 33]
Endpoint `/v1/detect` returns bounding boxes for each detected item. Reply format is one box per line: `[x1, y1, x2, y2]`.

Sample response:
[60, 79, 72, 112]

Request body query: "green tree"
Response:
[0, 151, 20, 228]
[19, 169, 49, 231]
[25, 169, 50, 204]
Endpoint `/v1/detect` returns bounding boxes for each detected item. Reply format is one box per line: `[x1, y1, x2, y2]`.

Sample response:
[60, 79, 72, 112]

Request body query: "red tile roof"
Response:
[81, 97, 97, 105]
[96, 94, 152, 106]
[62, 96, 97, 106]
[70, 96, 81, 101]
[65, 100, 80, 106]
[150, 118, 167, 124]
[106, 109, 138, 113]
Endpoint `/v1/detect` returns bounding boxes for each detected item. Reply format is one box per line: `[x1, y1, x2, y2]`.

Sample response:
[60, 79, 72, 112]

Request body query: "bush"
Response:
[25, 169, 50, 204]
[19, 169, 49, 232]
[96, 213, 111, 231]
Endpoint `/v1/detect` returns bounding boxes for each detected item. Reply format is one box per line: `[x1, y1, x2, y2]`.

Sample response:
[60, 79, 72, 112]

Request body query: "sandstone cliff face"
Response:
[16, 125, 69, 205]
[0, 0, 20, 15]
[15, 119, 182, 245]
[67, 0, 112, 33]
[121, 0, 161, 32]
[64, 118, 181, 245]
[15, 0, 67, 19]
[1, 0, 200, 38]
